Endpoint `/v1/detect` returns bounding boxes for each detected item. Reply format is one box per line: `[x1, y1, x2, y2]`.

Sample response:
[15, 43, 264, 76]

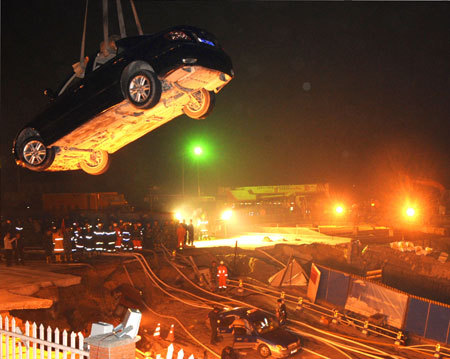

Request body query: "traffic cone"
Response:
[166, 324, 175, 342]
[237, 279, 244, 295]
[153, 323, 161, 339]
[434, 343, 441, 359]
[296, 297, 303, 311]
[199, 274, 205, 287]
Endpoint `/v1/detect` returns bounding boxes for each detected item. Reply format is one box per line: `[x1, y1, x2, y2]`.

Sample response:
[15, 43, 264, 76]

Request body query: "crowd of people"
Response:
[1, 215, 198, 265]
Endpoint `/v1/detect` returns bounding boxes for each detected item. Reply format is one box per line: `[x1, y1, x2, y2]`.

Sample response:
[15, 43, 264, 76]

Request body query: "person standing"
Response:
[187, 219, 195, 246]
[217, 261, 228, 291]
[276, 298, 287, 326]
[43, 228, 54, 263]
[52, 227, 65, 263]
[182, 220, 188, 247]
[208, 306, 221, 344]
[14, 231, 25, 265]
[176, 222, 187, 250]
[3, 232, 17, 267]
[210, 260, 218, 291]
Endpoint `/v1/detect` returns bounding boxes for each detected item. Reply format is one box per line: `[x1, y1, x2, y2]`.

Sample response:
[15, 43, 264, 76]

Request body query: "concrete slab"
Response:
[0, 290, 53, 311]
[0, 264, 81, 311]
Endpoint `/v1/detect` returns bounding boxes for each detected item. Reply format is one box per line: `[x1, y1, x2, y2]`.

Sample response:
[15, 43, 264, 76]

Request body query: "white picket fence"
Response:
[0, 315, 89, 359]
[140, 344, 196, 359]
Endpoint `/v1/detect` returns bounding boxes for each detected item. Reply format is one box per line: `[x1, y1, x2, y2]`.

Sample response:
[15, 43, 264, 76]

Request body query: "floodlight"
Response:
[221, 209, 233, 221]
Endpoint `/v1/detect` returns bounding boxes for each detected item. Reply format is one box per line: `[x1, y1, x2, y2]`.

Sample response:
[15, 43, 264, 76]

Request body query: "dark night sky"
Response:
[1, 1, 449, 203]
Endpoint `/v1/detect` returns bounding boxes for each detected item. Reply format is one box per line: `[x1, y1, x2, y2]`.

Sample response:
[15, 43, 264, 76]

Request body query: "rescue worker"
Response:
[73, 223, 84, 259]
[93, 221, 105, 254]
[143, 222, 153, 249]
[83, 222, 95, 256]
[210, 260, 218, 291]
[187, 219, 195, 246]
[105, 224, 116, 252]
[121, 223, 132, 251]
[14, 231, 25, 265]
[221, 346, 237, 359]
[52, 226, 65, 262]
[208, 306, 221, 344]
[43, 227, 54, 263]
[276, 298, 287, 326]
[217, 261, 228, 291]
[131, 222, 143, 250]
[3, 232, 17, 267]
[176, 221, 187, 250]
[63, 223, 74, 262]
[114, 222, 123, 251]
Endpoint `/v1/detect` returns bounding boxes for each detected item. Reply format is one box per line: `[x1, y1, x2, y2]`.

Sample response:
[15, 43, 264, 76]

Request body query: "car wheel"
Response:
[183, 89, 215, 119]
[20, 136, 55, 171]
[126, 70, 161, 109]
[79, 150, 110, 175]
[258, 344, 271, 358]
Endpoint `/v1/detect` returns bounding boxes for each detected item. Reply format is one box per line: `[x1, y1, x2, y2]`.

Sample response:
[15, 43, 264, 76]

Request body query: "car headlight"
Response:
[165, 31, 192, 41]
[276, 345, 286, 351]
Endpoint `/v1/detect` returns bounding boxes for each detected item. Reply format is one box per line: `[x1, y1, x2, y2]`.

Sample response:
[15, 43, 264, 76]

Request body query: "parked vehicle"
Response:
[13, 25, 233, 175]
[217, 307, 302, 358]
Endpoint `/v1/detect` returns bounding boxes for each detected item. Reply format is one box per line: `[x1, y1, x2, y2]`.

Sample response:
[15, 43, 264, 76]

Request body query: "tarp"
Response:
[269, 259, 308, 287]
[345, 279, 408, 329]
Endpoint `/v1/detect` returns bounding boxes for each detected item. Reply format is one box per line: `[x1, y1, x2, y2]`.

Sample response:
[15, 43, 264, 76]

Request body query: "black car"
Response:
[12, 25, 233, 175]
[217, 307, 302, 358]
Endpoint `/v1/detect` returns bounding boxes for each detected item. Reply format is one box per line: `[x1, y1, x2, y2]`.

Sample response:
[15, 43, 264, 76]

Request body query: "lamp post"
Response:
[194, 146, 203, 197]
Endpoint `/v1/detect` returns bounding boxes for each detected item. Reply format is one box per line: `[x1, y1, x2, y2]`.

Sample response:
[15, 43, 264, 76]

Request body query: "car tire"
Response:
[258, 344, 271, 358]
[79, 150, 110, 175]
[19, 136, 55, 171]
[183, 89, 215, 119]
[126, 70, 162, 109]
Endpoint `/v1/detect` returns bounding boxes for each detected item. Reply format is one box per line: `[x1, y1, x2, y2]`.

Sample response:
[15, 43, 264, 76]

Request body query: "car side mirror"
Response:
[44, 88, 56, 100]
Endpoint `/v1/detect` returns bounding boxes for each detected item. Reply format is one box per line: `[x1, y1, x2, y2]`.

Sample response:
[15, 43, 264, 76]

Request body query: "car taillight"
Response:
[165, 31, 192, 41]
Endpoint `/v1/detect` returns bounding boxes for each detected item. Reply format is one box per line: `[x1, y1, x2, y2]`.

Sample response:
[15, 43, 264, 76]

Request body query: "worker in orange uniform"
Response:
[52, 226, 65, 262]
[217, 260, 228, 291]
[114, 223, 123, 251]
[131, 222, 143, 250]
[176, 222, 187, 250]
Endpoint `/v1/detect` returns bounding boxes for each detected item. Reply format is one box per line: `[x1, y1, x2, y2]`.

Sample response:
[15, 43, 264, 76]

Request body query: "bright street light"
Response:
[405, 207, 416, 218]
[335, 205, 344, 214]
[221, 209, 233, 221]
[194, 146, 203, 156]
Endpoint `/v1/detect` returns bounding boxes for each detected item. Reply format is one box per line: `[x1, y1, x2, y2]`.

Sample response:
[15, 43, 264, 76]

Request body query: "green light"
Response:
[194, 146, 203, 156]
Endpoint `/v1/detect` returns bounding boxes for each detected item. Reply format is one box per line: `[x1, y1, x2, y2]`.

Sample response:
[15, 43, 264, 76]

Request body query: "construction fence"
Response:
[314, 264, 450, 344]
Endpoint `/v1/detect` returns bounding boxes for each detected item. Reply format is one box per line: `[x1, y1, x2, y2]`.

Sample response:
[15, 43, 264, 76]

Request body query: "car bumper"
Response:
[271, 346, 301, 358]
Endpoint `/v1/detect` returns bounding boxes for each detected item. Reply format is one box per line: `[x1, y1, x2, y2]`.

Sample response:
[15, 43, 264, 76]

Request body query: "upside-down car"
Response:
[13, 25, 233, 175]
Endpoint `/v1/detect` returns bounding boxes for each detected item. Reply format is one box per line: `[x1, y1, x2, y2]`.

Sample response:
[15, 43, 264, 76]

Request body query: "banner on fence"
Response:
[345, 279, 408, 328]
[307, 263, 321, 303]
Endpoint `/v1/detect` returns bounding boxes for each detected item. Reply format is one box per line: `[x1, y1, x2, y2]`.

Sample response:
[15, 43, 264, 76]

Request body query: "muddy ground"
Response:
[8, 234, 450, 356]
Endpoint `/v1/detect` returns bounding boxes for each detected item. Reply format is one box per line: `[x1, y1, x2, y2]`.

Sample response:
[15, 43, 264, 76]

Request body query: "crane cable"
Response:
[116, 0, 126, 38]
[79, 0, 89, 64]
[129, 0, 143, 35]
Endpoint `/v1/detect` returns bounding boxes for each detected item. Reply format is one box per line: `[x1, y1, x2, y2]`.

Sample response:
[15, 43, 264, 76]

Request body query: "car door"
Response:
[39, 52, 126, 146]
[232, 320, 258, 350]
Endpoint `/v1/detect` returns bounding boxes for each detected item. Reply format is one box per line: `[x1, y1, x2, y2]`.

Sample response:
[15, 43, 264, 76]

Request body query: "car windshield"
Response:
[248, 311, 279, 334]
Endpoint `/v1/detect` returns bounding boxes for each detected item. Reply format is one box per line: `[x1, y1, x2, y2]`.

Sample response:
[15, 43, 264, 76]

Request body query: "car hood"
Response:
[259, 328, 298, 347]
